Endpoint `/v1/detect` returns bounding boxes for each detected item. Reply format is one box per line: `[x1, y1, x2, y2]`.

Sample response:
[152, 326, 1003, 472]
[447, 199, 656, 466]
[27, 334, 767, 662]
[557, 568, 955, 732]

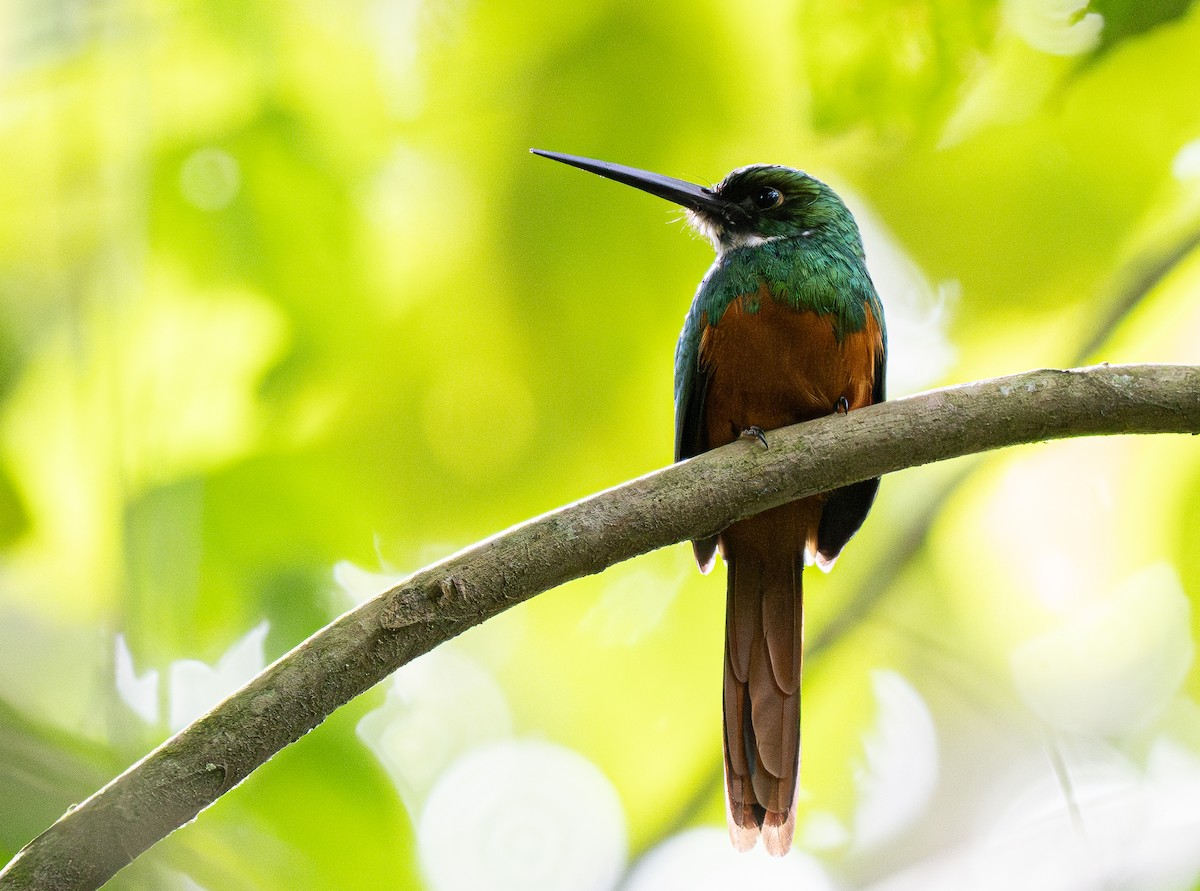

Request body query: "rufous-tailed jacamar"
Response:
[533, 149, 886, 856]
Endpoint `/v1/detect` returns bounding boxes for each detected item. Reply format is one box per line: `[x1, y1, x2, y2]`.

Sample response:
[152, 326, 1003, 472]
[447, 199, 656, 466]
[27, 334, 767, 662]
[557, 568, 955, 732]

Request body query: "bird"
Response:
[532, 149, 886, 856]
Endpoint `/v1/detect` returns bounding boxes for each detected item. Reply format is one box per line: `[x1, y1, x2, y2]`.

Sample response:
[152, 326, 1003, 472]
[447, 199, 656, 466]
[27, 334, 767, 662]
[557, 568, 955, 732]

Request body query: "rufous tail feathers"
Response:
[722, 551, 803, 856]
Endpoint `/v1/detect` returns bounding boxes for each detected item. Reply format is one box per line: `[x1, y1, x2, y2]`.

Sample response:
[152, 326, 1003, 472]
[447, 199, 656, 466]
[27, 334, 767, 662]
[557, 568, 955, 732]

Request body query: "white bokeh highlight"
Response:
[625, 827, 837, 891]
[1172, 136, 1200, 181]
[853, 670, 940, 851]
[115, 621, 269, 733]
[167, 621, 268, 732]
[357, 647, 513, 812]
[333, 559, 403, 607]
[115, 633, 160, 724]
[418, 739, 626, 891]
[1011, 564, 1193, 737]
[1007, 0, 1103, 55]
[862, 736, 1200, 891]
[179, 147, 241, 211]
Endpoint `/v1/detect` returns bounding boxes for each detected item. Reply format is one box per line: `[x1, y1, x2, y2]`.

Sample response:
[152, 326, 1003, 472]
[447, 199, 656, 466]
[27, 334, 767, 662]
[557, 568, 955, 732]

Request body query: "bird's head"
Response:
[531, 150, 860, 256]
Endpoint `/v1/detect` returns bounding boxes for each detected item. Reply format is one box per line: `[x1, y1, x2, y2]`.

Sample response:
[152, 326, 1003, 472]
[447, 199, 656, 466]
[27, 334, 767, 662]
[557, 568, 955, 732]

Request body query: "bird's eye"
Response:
[752, 187, 783, 209]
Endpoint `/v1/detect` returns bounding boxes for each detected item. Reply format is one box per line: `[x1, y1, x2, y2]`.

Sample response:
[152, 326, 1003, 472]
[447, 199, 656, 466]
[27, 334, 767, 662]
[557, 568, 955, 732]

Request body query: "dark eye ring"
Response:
[752, 187, 783, 209]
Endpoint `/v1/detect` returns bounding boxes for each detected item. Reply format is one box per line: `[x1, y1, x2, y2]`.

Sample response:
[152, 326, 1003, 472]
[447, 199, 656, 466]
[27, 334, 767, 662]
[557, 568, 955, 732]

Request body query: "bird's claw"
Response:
[740, 426, 769, 450]
[835, 396, 850, 415]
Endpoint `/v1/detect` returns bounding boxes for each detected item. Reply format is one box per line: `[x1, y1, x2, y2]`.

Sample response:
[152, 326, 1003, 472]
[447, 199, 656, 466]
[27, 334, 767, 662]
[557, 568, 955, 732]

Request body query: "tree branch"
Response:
[3, 363, 1198, 890]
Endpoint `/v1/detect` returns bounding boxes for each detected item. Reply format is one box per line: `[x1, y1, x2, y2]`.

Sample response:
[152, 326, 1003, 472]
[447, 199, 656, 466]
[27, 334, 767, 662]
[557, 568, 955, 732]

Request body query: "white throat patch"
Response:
[717, 232, 785, 256]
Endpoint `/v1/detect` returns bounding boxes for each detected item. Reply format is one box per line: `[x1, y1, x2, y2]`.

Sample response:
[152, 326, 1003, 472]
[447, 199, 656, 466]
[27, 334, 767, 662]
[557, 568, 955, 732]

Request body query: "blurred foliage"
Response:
[1, 0, 1200, 888]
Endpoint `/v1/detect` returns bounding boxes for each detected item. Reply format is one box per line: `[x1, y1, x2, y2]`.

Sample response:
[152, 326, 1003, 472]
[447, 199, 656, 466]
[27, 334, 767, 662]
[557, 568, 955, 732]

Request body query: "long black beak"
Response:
[531, 149, 746, 226]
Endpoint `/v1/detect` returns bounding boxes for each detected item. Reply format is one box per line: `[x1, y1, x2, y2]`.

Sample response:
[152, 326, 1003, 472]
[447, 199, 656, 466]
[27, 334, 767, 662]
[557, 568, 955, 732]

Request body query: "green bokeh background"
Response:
[2, 0, 1200, 888]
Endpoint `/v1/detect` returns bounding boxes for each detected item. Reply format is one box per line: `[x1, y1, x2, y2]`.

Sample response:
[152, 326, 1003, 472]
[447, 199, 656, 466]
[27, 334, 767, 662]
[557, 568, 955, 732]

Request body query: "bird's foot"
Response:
[740, 425, 769, 450]
[835, 396, 850, 415]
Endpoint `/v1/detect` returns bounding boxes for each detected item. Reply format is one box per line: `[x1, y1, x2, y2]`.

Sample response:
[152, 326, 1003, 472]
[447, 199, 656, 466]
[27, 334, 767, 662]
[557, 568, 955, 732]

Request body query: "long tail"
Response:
[722, 550, 803, 856]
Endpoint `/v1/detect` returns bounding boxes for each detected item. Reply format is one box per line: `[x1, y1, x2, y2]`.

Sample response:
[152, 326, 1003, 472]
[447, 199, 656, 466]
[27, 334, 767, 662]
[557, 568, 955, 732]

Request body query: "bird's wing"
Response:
[673, 308, 707, 462]
[674, 306, 718, 571]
